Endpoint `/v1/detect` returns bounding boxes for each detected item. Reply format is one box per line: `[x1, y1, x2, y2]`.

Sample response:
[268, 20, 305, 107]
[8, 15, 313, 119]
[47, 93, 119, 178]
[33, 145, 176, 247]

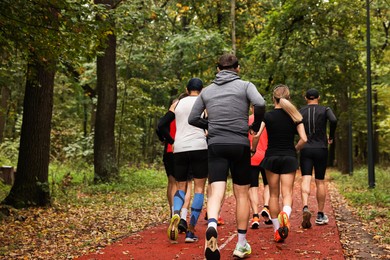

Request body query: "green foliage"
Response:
[330, 168, 390, 207]
[0, 138, 19, 165]
[44, 162, 167, 206]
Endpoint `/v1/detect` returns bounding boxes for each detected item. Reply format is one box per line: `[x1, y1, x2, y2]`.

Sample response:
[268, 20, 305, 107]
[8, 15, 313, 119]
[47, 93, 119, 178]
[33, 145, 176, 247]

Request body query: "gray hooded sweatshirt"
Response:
[188, 70, 265, 146]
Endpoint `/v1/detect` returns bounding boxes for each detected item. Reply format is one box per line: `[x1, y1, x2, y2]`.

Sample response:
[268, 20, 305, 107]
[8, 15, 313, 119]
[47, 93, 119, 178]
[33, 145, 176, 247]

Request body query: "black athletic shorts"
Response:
[300, 148, 328, 180]
[260, 155, 298, 174]
[208, 144, 250, 185]
[250, 165, 269, 187]
[173, 149, 208, 182]
[163, 152, 174, 177]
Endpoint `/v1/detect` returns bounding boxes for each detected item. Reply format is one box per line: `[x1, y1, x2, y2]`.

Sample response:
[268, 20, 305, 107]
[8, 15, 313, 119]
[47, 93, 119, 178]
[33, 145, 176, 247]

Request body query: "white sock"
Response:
[238, 233, 247, 246]
[208, 221, 217, 229]
[271, 218, 280, 232]
[282, 205, 292, 218]
[181, 208, 188, 220]
[171, 206, 174, 216]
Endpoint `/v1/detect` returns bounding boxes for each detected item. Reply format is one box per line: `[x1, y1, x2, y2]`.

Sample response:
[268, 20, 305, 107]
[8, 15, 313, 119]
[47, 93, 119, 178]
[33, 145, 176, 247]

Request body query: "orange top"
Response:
[248, 115, 268, 166]
[166, 120, 176, 153]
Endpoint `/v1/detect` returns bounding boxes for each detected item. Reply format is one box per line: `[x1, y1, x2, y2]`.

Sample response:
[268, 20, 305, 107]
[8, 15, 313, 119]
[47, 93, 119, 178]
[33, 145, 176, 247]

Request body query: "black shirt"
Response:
[299, 104, 337, 149]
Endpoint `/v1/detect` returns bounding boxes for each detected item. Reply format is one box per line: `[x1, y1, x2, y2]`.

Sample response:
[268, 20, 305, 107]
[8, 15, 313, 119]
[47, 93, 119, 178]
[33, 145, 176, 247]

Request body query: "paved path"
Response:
[77, 176, 344, 259]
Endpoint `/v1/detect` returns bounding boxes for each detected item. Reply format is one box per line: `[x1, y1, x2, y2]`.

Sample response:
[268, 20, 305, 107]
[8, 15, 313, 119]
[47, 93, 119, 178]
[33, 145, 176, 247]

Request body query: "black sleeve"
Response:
[156, 128, 165, 142]
[250, 105, 265, 132]
[326, 107, 337, 140]
[157, 111, 175, 144]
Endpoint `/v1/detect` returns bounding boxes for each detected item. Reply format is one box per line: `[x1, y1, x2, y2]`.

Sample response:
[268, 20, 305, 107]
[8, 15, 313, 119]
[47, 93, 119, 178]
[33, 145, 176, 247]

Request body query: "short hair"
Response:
[186, 77, 203, 92]
[217, 54, 239, 70]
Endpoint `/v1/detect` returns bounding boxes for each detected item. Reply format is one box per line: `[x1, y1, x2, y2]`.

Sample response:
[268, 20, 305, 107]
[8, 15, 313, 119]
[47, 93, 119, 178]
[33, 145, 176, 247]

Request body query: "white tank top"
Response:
[174, 96, 207, 153]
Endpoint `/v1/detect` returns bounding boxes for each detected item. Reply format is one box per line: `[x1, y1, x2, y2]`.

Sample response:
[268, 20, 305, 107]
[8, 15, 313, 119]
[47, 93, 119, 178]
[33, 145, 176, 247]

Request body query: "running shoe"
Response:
[250, 216, 260, 229]
[277, 211, 290, 240]
[274, 229, 285, 243]
[167, 214, 180, 242]
[301, 207, 312, 229]
[185, 231, 199, 243]
[232, 242, 251, 258]
[315, 213, 329, 225]
[260, 207, 271, 221]
[217, 216, 224, 226]
[205, 226, 220, 260]
[264, 219, 273, 225]
[178, 218, 188, 233]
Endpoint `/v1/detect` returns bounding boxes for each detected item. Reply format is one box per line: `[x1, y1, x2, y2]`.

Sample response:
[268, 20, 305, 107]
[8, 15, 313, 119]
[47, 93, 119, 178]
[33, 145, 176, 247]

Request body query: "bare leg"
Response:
[280, 172, 296, 211]
[315, 179, 326, 212]
[233, 183, 251, 230]
[249, 186, 259, 215]
[301, 175, 312, 208]
[266, 170, 280, 219]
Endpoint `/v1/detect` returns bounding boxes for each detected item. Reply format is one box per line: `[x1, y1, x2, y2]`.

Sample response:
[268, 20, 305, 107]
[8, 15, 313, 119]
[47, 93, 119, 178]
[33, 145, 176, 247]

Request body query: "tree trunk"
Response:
[231, 0, 236, 54]
[335, 87, 350, 174]
[93, 14, 118, 182]
[0, 86, 11, 143]
[2, 59, 54, 208]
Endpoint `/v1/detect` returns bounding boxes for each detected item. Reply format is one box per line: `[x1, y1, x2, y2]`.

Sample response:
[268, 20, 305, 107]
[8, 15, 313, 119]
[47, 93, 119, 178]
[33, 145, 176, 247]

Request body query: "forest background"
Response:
[0, 0, 389, 259]
[0, 0, 389, 246]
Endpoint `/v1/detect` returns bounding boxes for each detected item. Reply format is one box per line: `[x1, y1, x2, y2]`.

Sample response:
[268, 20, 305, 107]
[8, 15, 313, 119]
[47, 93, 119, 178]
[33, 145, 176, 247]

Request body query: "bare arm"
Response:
[295, 122, 307, 151]
[251, 122, 265, 154]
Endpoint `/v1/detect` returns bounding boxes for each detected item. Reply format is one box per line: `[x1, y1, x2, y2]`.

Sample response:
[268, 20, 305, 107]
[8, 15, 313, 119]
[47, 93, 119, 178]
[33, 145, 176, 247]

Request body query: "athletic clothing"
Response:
[248, 114, 268, 187]
[189, 70, 265, 146]
[248, 115, 268, 166]
[299, 104, 337, 178]
[157, 120, 176, 177]
[300, 148, 328, 180]
[174, 96, 208, 153]
[299, 105, 337, 149]
[188, 70, 265, 185]
[174, 149, 208, 181]
[208, 144, 251, 185]
[260, 108, 301, 174]
[158, 96, 208, 183]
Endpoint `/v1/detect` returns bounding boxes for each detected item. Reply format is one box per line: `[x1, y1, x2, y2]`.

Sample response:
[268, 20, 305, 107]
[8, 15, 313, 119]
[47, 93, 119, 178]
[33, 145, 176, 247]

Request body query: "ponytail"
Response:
[273, 84, 302, 123]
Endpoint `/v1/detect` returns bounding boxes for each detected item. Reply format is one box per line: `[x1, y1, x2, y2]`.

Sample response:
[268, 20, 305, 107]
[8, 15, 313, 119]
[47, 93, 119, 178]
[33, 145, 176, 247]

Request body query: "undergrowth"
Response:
[329, 167, 390, 245]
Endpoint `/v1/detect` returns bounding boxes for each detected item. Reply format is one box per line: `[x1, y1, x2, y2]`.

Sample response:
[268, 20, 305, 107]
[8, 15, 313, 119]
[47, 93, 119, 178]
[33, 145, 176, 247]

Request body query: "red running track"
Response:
[76, 177, 344, 260]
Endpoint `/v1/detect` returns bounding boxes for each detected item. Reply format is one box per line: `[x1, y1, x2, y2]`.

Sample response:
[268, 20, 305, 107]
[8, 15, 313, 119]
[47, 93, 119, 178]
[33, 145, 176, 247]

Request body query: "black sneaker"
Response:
[301, 207, 312, 228]
[178, 219, 188, 233]
[205, 226, 220, 260]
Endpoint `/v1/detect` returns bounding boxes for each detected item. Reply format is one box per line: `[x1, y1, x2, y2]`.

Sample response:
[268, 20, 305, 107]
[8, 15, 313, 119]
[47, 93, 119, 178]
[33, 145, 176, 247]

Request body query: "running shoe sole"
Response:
[178, 219, 187, 233]
[232, 243, 251, 258]
[185, 233, 198, 243]
[260, 208, 270, 221]
[205, 227, 220, 260]
[167, 214, 180, 243]
[302, 210, 312, 229]
[278, 211, 290, 240]
[251, 221, 259, 229]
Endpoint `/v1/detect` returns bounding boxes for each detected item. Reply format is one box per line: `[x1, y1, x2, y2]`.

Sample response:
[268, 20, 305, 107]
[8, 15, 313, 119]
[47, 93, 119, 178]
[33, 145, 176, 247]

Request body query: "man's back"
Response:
[189, 70, 265, 146]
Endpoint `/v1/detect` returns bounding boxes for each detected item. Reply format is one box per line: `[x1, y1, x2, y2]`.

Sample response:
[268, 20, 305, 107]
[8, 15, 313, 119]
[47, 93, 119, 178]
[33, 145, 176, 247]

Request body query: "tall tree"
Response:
[93, 0, 119, 182]
[0, 0, 100, 207]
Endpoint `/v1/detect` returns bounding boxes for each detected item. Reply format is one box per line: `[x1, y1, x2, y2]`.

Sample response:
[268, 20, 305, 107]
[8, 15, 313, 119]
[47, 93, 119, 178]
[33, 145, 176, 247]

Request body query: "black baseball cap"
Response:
[187, 78, 203, 91]
[306, 88, 319, 100]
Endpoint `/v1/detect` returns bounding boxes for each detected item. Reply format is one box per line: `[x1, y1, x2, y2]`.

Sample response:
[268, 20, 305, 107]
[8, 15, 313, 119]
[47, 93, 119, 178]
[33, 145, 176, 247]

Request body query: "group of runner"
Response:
[156, 53, 337, 259]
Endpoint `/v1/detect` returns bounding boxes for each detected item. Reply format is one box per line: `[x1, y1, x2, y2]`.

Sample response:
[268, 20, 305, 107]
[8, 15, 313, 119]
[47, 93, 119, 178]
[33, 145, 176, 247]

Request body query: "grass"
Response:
[329, 167, 390, 245]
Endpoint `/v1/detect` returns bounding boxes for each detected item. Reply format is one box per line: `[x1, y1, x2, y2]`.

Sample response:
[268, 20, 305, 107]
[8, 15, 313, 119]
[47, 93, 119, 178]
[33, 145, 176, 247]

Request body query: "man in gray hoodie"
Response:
[189, 53, 265, 259]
